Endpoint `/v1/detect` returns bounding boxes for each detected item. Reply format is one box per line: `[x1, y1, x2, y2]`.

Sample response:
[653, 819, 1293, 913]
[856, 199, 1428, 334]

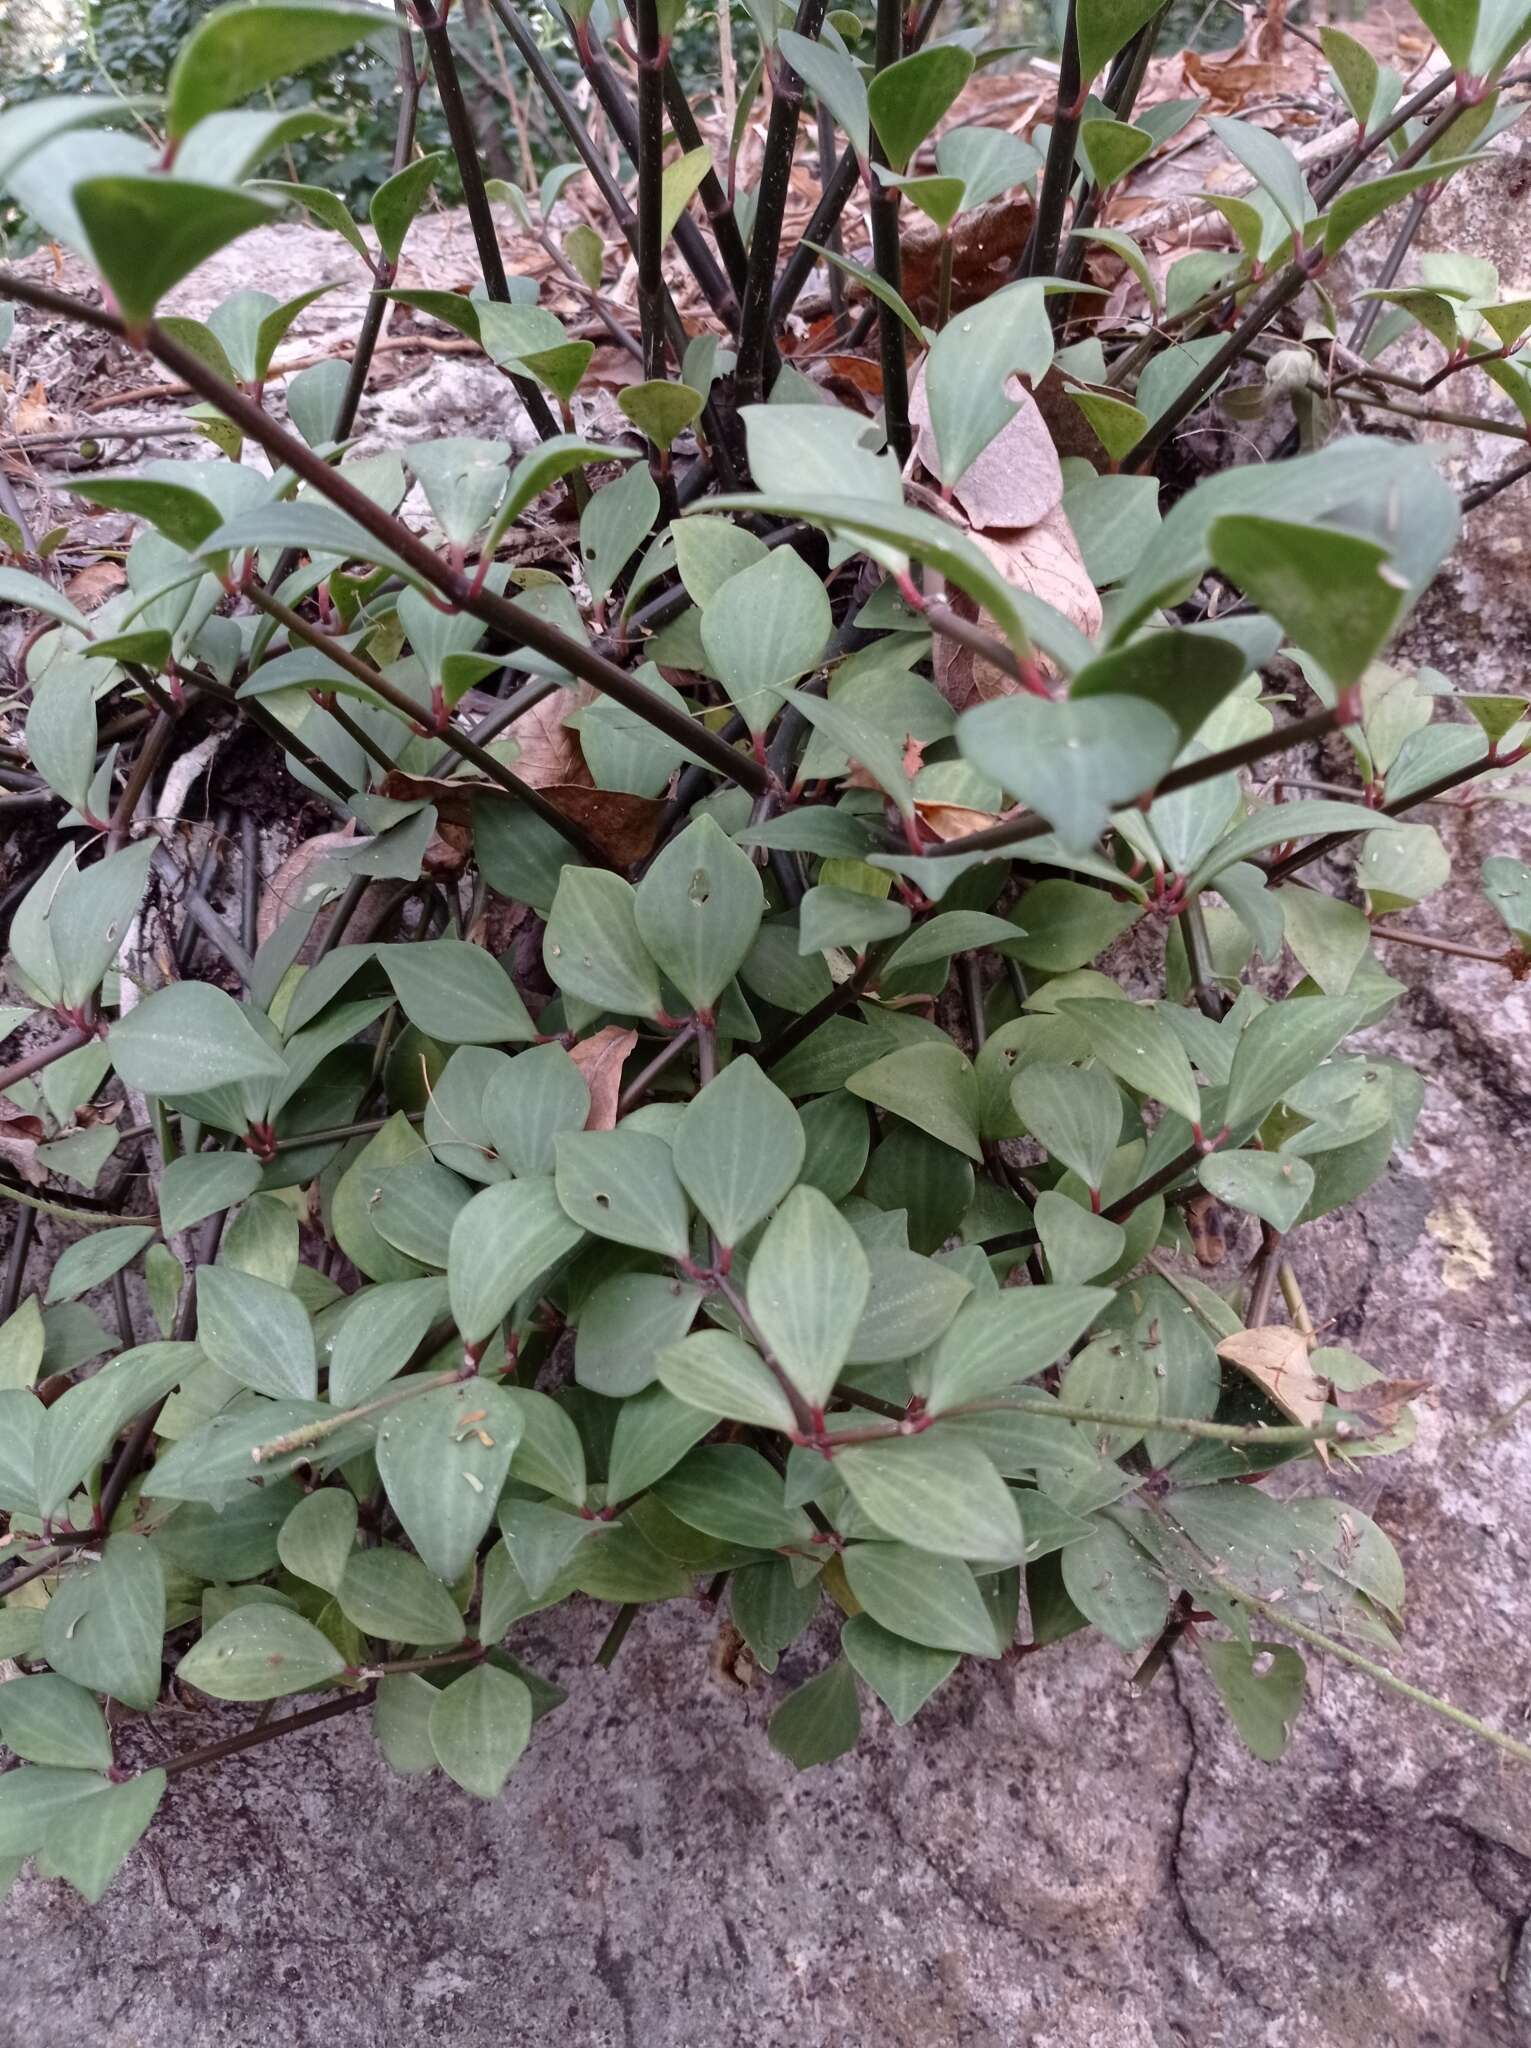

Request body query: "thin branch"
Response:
[0, 270, 772, 795]
[336, 4, 423, 439]
[160, 1689, 374, 1778]
[0, 1025, 94, 1093]
[1017, 0, 1084, 282]
[635, 0, 667, 380]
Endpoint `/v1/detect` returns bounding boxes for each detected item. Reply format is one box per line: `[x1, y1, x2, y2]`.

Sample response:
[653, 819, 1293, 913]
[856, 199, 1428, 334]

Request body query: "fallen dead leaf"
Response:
[910, 361, 1063, 529]
[0, 1112, 47, 1186]
[64, 559, 127, 610]
[258, 824, 358, 945]
[913, 798, 1002, 842]
[1217, 1324, 1332, 1464]
[933, 510, 1101, 710]
[13, 380, 52, 433]
[569, 1024, 638, 1130]
[508, 685, 591, 789]
[539, 783, 666, 864]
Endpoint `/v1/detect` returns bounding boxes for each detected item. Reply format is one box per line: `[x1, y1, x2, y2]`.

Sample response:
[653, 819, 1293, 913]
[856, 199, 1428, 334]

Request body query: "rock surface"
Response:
[7, 158, 1531, 2048]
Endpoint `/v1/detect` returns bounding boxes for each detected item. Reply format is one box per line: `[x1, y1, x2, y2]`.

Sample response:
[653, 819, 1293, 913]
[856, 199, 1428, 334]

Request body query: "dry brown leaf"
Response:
[1217, 1325, 1332, 1464]
[64, 560, 126, 610]
[14, 380, 52, 433]
[257, 824, 358, 945]
[0, 1112, 46, 1186]
[913, 798, 1002, 842]
[933, 510, 1101, 711]
[1338, 1377, 1431, 1428]
[539, 784, 666, 864]
[1182, 49, 1288, 104]
[909, 362, 1063, 530]
[508, 686, 590, 789]
[569, 1024, 638, 1130]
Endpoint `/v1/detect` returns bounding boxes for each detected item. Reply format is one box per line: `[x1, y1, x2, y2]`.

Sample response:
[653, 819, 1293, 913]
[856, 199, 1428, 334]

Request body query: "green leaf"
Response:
[1207, 115, 1312, 235]
[555, 1130, 691, 1258]
[494, 435, 631, 534]
[1197, 1637, 1305, 1761]
[958, 693, 1178, 852]
[564, 222, 604, 290]
[732, 1559, 820, 1673]
[0, 565, 91, 635]
[580, 462, 660, 608]
[1011, 1060, 1122, 1191]
[800, 885, 910, 956]
[251, 177, 371, 263]
[276, 1489, 358, 1596]
[543, 869, 662, 1020]
[1035, 1191, 1126, 1284]
[768, 1658, 862, 1768]
[925, 280, 1054, 487]
[1075, 0, 1165, 80]
[746, 1185, 870, 1411]
[605, 1386, 719, 1505]
[1060, 1516, 1169, 1650]
[841, 1613, 957, 1723]
[448, 1177, 584, 1347]
[480, 1044, 590, 1177]
[37, 1770, 165, 1905]
[617, 380, 704, 448]
[672, 1056, 804, 1248]
[329, 1276, 449, 1407]
[846, 1042, 982, 1160]
[110, 982, 286, 1097]
[158, 1151, 262, 1237]
[784, 688, 916, 822]
[700, 547, 833, 734]
[841, 1542, 1001, 1656]
[866, 46, 974, 171]
[370, 150, 446, 265]
[779, 29, 870, 159]
[197, 1265, 317, 1400]
[1197, 1149, 1316, 1231]
[1360, 821, 1450, 912]
[373, 1673, 439, 1775]
[837, 1434, 1024, 1561]
[428, 1663, 532, 1796]
[1067, 386, 1148, 462]
[33, 1342, 196, 1519]
[502, 1386, 586, 1504]
[0, 1675, 112, 1771]
[1207, 516, 1405, 688]
[1056, 997, 1201, 1124]
[672, 516, 769, 607]
[847, 1247, 971, 1363]
[41, 1535, 165, 1710]
[0, 94, 150, 187]
[73, 175, 282, 330]
[1276, 884, 1372, 993]
[167, 0, 387, 137]
[500, 1498, 604, 1603]
[925, 1284, 1110, 1411]
[380, 938, 536, 1046]
[634, 814, 766, 1011]
[1080, 117, 1153, 189]
[657, 1329, 799, 1432]
[375, 1381, 521, 1582]
[44, 1224, 155, 1307]
[1323, 156, 1480, 257]
[1223, 995, 1368, 1129]
[658, 1444, 813, 1548]
[1187, 797, 1399, 891]
[575, 1272, 705, 1396]
[935, 123, 1041, 207]
[338, 1547, 464, 1646]
[659, 145, 714, 243]
[178, 1604, 346, 1701]
[1484, 854, 1531, 946]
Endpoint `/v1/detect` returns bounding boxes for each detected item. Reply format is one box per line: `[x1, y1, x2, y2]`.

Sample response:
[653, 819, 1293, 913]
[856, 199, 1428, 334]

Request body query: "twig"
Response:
[736, 0, 830, 405]
[868, 0, 912, 463]
[160, 1689, 374, 1778]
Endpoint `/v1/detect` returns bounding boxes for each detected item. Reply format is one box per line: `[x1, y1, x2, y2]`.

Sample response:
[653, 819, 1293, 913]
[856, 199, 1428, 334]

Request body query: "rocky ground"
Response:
[4, 149, 1531, 2048]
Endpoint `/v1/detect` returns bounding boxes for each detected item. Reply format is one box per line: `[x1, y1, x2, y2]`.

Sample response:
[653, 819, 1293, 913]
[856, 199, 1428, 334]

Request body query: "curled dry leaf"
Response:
[0, 1111, 47, 1186]
[539, 784, 666, 864]
[913, 798, 1003, 842]
[507, 686, 590, 790]
[568, 1023, 638, 1131]
[933, 509, 1100, 712]
[1217, 1325, 1333, 1465]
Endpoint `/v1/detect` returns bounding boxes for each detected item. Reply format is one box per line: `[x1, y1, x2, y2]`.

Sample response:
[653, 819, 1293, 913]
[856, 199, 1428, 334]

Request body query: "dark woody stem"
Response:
[635, 0, 668, 381]
[868, 0, 912, 464]
[412, 0, 561, 442]
[736, 0, 831, 406]
[336, 3, 423, 440]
